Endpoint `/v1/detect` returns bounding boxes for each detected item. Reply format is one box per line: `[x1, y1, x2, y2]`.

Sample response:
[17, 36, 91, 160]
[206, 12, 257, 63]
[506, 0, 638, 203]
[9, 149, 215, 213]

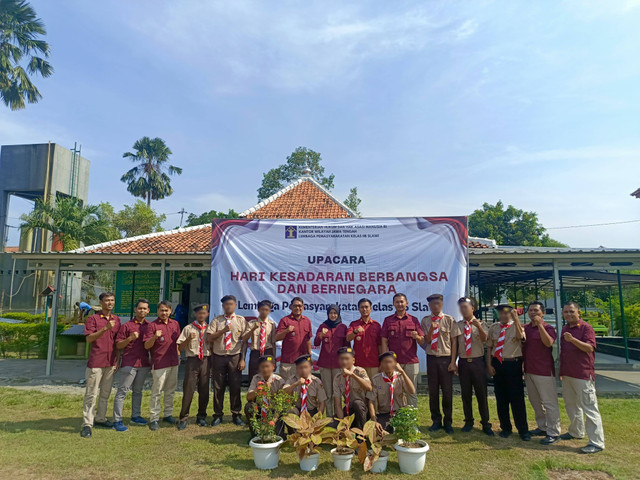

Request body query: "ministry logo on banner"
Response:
[285, 226, 297, 239]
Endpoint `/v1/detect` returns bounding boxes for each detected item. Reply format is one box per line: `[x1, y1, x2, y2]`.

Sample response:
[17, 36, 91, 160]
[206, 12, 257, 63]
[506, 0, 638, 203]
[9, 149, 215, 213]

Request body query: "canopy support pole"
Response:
[617, 270, 630, 363]
[45, 260, 62, 376]
[552, 261, 562, 358]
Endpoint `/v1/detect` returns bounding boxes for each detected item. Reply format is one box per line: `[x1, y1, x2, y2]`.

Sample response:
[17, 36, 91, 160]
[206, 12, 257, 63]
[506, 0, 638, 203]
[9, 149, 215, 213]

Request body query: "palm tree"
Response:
[20, 196, 115, 251]
[0, 0, 53, 110]
[120, 136, 183, 206]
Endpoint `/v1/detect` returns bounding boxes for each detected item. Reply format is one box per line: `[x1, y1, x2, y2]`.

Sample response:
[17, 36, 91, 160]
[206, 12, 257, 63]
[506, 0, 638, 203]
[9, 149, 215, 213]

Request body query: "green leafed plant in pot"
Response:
[389, 406, 429, 475]
[353, 420, 397, 473]
[283, 410, 335, 472]
[328, 414, 360, 471]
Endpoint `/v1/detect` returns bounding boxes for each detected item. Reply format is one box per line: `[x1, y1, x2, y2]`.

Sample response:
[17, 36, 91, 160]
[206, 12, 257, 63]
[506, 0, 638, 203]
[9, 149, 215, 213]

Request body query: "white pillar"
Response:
[45, 260, 62, 376]
[159, 261, 166, 301]
[552, 260, 562, 359]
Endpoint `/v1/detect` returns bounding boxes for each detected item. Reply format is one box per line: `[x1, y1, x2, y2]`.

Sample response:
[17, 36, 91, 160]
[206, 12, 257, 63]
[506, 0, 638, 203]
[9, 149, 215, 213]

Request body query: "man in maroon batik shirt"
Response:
[276, 297, 312, 380]
[380, 293, 424, 407]
[347, 298, 382, 380]
[81, 292, 121, 438]
[144, 300, 181, 431]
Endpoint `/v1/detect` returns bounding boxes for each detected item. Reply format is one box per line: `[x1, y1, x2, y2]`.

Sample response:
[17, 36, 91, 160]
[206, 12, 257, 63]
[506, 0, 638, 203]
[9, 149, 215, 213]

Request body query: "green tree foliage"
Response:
[112, 200, 166, 237]
[595, 286, 640, 337]
[0, 0, 53, 110]
[344, 187, 361, 216]
[120, 136, 182, 206]
[184, 209, 239, 227]
[20, 196, 113, 250]
[469, 201, 568, 247]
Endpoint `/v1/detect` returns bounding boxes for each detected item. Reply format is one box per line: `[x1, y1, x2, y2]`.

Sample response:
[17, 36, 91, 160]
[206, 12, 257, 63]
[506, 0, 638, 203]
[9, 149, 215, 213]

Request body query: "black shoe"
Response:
[499, 430, 512, 438]
[520, 433, 532, 441]
[461, 423, 473, 433]
[482, 425, 495, 436]
[197, 418, 207, 427]
[580, 444, 603, 454]
[211, 417, 222, 427]
[162, 416, 177, 424]
[560, 432, 580, 440]
[541, 435, 560, 445]
[444, 425, 454, 434]
[232, 416, 245, 426]
[148, 421, 159, 431]
[428, 422, 442, 432]
[94, 420, 113, 429]
[177, 421, 187, 431]
[529, 428, 546, 437]
[80, 426, 92, 438]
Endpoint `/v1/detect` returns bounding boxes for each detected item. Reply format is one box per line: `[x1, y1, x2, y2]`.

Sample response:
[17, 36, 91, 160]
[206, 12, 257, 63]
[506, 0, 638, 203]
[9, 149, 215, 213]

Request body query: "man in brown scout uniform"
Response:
[333, 346, 372, 429]
[486, 304, 530, 441]
[177, 304, 211, 430]
[283, 354, 328, 416]
[244, 355, 286, 437]
[366, 351, 415, 433]
[242, 300, 278, 380]
[421, 293, 458, 433]
[207, 295, 247, 426]
[455, 297, 493, 436]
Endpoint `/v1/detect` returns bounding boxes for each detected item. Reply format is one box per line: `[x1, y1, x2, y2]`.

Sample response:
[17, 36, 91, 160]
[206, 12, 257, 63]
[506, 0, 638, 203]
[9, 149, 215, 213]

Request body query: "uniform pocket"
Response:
[582, 384, 598, 406]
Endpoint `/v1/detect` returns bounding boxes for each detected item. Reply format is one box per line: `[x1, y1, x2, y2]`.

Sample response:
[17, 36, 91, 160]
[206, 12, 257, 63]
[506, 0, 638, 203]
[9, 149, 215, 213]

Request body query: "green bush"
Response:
[0, 323, 65, 358]
[0, 312, 65, 323]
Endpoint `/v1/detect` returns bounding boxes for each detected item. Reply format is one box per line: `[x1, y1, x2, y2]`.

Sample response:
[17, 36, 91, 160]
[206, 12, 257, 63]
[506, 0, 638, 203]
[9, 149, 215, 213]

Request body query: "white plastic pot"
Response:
[249, 436, 284, 470]
[299, 452, 321, 471]
[394, 440, 429, 475]
[369, 450, 389, 473]
[331, 448, 354, 471]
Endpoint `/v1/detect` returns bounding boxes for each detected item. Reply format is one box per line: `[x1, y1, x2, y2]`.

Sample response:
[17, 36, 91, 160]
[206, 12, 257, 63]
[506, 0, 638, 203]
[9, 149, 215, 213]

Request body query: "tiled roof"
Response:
[240, 175, 356, 219]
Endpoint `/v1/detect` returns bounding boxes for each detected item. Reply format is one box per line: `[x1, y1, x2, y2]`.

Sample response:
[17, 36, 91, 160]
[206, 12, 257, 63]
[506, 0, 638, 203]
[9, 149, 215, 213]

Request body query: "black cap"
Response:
[496, 304, 513, 312]
[378, 351, 397, 362]
[258, 355, 276, 365]
[337, 346, 355, 356]
[221, 295, 237, 303]
[294, 354, 312, 365]
[457, 297, 473, 305]
[193, 303, 209, 312]
[427, 294, 443, 302]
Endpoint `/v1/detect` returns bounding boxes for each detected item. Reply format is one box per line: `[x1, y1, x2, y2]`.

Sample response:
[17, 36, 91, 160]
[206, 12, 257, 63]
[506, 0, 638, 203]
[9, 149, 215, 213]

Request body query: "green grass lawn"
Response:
[0, 387, 637, 479]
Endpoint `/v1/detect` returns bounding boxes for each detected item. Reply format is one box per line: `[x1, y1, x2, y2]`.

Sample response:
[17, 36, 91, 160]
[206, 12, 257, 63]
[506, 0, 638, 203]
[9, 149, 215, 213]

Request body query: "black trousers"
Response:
[179, 356, 211, 421]
[342, 398, 368, 430]
[458, 357, 491, 427]
[248, 348, 275, 381]
[211, 353, 242, 417]
[376, 412, 393, 432]
[427, 355, 454, 425]
[492, 357, 528, 434]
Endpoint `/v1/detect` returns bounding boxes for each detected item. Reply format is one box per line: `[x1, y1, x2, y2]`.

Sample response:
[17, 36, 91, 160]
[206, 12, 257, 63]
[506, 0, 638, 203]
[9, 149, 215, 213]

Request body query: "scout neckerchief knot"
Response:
[464, 321, 473, 357]
[224, 315, 233, 351]
[431, 315, 443, 351]
[300, 378, 311, 412]
[493, 323, 511, 363]
[259, 321, 267, 355]
[193, 321, 207, 360]
[382, 372, 398, 417]
[344, 373, 351, 415]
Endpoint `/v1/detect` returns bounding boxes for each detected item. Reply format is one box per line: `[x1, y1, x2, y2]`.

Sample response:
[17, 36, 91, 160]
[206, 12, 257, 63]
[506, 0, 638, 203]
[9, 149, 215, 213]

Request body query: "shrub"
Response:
[0, 323, 65, 358]
[0, 312, 64, 323]
[389, 406, 421, 447]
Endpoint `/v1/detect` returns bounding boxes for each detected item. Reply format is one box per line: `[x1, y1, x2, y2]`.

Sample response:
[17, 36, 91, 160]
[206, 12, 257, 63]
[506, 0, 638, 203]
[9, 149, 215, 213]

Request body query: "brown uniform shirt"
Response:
[455, 318, 488, 359]
[333, 366, 370, 401]
[284, 374, 328, 411]
[246, 318, 277, 351]
[248, 373, 285, 395]
[177, 322, 211, 357]
[487, 321, 525, 359]
[207, 314, 247, 356]
[421, 313, 457, 356]
[366, 372, 407, 415]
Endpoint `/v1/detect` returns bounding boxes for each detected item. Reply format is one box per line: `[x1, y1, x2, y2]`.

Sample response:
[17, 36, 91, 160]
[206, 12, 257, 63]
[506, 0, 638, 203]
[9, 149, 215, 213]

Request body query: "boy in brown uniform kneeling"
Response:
[333, 346, 372, 429]
[283, 354, 327, 416]
[244, 355, 286, 437]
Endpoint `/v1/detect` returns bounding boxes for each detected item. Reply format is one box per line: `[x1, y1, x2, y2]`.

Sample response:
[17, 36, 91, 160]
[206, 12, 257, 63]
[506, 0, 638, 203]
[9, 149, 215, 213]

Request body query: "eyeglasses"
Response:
[292, 304, 303, 309]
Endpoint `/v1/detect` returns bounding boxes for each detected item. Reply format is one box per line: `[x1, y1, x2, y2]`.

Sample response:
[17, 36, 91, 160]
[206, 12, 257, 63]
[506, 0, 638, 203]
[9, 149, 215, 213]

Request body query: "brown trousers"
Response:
[179, 356, 211, 422]
[248, 348, 275, 381]
[211, 353, 242, 417]
[458, 356, 491, 427]
[427, 355, 454, 426]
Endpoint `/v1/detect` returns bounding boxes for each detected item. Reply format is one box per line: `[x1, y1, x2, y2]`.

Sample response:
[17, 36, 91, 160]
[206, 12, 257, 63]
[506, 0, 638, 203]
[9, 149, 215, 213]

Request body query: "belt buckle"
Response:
[467, 358, 472, 363]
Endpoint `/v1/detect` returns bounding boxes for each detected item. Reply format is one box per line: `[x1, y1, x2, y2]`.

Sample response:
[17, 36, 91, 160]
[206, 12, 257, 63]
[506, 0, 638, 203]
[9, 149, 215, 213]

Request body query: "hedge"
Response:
[0, 312, 64, 323]
[0, 323, 65, 359]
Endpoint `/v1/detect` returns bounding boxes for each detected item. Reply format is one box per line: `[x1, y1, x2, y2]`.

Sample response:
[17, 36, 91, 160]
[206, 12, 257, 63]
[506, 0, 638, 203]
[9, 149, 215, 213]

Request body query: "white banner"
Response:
[210, 217, 468, 370]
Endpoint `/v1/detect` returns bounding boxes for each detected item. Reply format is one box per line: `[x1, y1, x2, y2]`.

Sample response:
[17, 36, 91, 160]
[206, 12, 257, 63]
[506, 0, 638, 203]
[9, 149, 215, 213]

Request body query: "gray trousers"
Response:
[113, 366, 150, 422]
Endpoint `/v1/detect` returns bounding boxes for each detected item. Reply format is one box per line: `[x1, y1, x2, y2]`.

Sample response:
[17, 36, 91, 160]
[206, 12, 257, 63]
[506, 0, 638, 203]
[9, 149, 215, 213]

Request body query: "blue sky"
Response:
[2, 0, 639, 247]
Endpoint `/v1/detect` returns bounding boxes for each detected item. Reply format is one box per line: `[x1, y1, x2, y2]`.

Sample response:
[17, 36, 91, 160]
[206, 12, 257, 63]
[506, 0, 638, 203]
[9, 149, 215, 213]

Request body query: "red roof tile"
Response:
[84, 225, 212, 254]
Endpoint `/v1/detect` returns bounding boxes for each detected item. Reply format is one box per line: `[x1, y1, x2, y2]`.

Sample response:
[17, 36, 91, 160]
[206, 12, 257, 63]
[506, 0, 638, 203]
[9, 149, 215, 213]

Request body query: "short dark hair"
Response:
[221, 295, 237, 304]
[393, 293, 407, 302]
[99, 292, 115, 301]
[291, 297, 304, 306]
[357, 298, 372, 308]
[564, 301, 580, 310]
[528, 301, 545, 312]
[157, 300, 172, 309]
[135, 298, 150, 308]
[257, 300, 273, 310]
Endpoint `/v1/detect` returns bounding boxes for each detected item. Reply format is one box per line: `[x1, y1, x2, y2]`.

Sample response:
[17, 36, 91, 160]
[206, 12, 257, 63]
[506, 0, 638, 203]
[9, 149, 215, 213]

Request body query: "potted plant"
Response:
[389, 406, 429, 475]
[248, 382, 296, 470]
[283, 410, 335, 472]
[353, 420, 397, 473]
[328, 414, 360, 471]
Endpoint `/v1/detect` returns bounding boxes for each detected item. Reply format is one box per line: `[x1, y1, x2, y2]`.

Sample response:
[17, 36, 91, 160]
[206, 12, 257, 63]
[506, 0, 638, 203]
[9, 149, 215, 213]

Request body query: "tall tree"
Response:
[0, 0, 53, 110]
[20, 196, 113, 250]
[120, 136, 182, 206]
[469, 201, 568, 247]
[343, 187, 361, 216]
[108, 200, 166, 238]
[184, 209, 239, 227]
